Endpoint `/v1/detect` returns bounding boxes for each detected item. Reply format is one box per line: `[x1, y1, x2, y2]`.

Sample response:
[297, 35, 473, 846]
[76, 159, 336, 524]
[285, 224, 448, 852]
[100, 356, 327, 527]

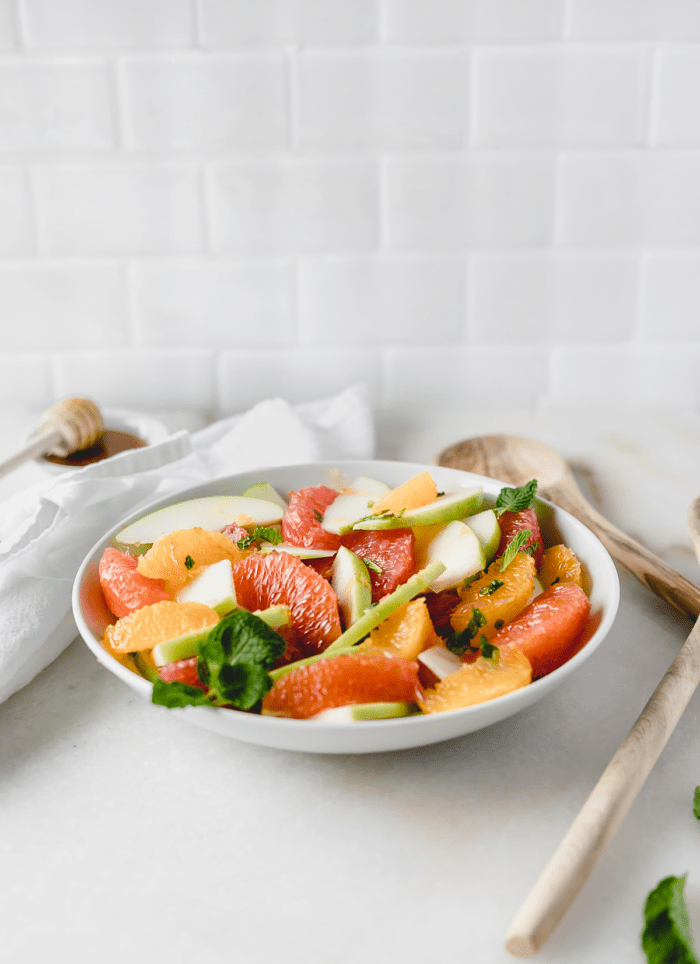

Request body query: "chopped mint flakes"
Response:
[446, 607, 487, 656]
[480, 637, 498, 661]
[495, 479, 538, 517]
[363, 558, 383, 574]
[152, 610, 286, 712]
[184, 555, 195, 570]
[237, 525, 283, 550]
[694, 787, 700, 820]
[480, 579, 504, 597]
[500, 531, 531, 572]
[642, 875, 698, 964]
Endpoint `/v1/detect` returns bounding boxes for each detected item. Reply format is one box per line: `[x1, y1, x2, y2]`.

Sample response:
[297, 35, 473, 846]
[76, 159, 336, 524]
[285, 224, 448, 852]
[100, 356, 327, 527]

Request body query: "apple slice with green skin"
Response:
[465, 509, 501, 565]
[352, 487, 484, 531]
[424, 520, 486, 593]
[175, 559, 238, 616]
[260, 543, 335, 560]
[270, 560, 447, 682]
[151, 604, 290, 666]
[312, 702, 413, 722]
[331, 546, 372, 628]
[321, 477, 391, 535]
[115, 495, 285, 549]
[242, 482, 288, 510]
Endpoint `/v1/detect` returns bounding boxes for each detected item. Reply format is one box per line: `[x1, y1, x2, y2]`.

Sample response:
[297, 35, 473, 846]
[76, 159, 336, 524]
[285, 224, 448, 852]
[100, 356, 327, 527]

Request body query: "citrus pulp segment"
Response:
[98, 547, 169, 618]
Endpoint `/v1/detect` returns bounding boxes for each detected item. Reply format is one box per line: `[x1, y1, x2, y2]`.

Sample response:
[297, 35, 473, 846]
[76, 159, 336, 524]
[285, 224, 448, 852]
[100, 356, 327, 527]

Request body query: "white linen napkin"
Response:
[0, 385, 374, 705]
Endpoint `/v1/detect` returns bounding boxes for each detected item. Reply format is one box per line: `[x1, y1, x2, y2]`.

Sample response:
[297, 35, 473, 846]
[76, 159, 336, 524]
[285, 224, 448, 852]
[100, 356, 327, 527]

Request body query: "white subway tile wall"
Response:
[0, 0, 698, 413]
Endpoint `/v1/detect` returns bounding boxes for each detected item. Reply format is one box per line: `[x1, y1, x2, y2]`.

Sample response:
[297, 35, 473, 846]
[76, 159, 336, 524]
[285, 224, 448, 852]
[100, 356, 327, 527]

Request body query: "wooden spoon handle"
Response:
[0, 429, 62, 480]
[505, 617, 700, 957]
[546, 481, 700, 620]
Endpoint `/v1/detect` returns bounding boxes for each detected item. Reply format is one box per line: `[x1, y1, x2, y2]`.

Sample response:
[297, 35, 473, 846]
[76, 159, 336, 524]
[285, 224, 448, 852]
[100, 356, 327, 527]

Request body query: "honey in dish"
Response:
[43, 429, 146, 467]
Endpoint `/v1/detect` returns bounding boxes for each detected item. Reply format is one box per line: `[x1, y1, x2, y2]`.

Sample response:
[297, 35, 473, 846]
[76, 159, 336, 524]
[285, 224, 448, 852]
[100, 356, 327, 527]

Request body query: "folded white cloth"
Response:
[0, 385, 374, 705]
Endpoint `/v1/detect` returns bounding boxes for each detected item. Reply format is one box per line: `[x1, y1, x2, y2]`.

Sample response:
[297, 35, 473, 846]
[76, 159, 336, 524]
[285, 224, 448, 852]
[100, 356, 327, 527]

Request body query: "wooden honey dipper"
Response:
[0, 397, 104, 480]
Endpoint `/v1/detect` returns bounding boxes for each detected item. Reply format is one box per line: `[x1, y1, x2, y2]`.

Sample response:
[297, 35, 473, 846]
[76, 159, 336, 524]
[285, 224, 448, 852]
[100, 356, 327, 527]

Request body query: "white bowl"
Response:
[72, 460, 620, 755]
[38, 407, 169, 474]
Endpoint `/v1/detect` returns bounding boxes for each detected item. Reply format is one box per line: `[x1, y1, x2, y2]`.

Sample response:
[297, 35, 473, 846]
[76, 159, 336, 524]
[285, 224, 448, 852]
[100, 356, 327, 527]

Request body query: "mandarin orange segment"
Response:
[451, 553, 536, 639]
[371, 471, 438, 516]
[419, 648, 532, 714]
[137, 528, 246, 594]
[538, 544, 583, 589]
[356, 597, 434, 661]
[103, 600, 219, 654]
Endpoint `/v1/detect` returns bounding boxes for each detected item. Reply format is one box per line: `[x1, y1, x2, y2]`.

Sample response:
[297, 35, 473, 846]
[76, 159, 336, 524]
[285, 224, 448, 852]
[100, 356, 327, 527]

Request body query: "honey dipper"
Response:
[0, 397, 104, 480]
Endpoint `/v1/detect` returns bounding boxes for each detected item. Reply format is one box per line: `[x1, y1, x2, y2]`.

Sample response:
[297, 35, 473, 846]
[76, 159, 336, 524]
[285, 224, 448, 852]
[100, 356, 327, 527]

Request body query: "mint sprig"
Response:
[446, 607, 487, 656]
[237, 525, 284, 550]
[495, 480, 538, 517]
[152, 610, 286, 711]
[500, 530, 532, 572]
[641, 875, 698, 964]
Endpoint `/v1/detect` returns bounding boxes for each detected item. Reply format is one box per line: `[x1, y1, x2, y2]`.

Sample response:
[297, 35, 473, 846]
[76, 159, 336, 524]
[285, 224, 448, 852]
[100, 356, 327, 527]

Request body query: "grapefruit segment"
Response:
[232, 551, 341, 657]
[494, 582, 591, 678]
[98, 547, 170, 618]
[261, 652, 423, 719]
[341, 528, 415, 602]
[497, 507, 544, 569]
[281, 485, 342, 551]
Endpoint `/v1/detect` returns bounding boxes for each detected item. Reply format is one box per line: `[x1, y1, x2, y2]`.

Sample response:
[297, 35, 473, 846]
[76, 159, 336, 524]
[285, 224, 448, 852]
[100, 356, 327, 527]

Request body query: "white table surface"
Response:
[1, 399, 699, 964]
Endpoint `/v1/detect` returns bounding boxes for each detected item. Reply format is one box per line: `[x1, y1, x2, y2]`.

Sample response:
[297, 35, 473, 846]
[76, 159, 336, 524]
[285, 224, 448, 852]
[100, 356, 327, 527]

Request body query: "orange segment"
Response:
[451, 553, 536, 639]
[539, 545, 583, 589]
[357, 598, 434, 661]
[419, 649, 532, 713]
[137, 528, 246, 594]
[103, 600, 219, 654]
[371, 471, 438, 516]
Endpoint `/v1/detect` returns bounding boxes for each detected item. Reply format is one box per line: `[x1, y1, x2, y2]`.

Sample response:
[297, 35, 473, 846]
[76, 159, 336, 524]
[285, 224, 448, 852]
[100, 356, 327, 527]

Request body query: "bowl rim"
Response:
[72, 459, 621, 753]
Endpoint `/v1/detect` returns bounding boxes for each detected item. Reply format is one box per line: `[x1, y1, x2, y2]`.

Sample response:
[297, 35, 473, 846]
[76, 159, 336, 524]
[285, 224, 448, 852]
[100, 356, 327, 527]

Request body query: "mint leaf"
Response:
[184, 555, 195, 570]
[480, 578, 504, 597]
[446, 607, 487, 656]
[480, 636, 499, 661]
[642, 875, 698, 964]
[495, 480, 538, 517]
[363, 557, 383, 574]
[500, 530, 531, 572]
[152, 610, 286, 712]
[152, 679, 211, 708]
[255, 525, 283, 545]
[694, 787, 700, 820]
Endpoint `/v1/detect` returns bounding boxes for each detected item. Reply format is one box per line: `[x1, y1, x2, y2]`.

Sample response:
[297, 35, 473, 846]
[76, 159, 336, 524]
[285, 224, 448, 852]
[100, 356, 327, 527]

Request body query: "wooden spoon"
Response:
[504, 493, 700, 956]
[437, 434, 700, 620]
[0, 397, 104, 480]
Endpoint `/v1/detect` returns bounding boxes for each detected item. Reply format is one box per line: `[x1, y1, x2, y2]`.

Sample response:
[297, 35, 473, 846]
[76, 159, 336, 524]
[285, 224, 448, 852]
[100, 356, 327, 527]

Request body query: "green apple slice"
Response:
[465, 509, 501, 565]
[331, 546, 372, 628]
[321, 477, 391, 535]
[151, 604, 290, 666]
[259, 543, 335, 560]
[352, 487, 484, 531]
[115, 495, 285, 548]
[175, 559, 237, 616]
[241, 481, 288, 510]
[424, 520, 486, 593]
[312, 702, 413, 722]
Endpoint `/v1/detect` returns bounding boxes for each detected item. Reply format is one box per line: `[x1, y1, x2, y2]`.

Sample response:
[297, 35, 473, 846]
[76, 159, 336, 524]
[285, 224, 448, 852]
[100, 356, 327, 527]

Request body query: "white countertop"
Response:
[1, 400, 699, 964]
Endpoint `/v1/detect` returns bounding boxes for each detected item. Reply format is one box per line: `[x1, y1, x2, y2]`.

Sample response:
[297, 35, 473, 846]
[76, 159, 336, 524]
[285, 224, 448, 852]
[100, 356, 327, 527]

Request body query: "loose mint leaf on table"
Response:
[694, 787, 700, 820]
[152, 610, 286, 712]
[641, 875, 698, 964]
[500, 530, 532, 572]
[495, 479, 538, 517]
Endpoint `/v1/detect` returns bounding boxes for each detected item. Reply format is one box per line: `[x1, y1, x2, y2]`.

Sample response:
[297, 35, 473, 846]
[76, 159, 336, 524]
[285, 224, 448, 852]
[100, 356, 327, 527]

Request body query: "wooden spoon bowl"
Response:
[437, 433, 700, 621]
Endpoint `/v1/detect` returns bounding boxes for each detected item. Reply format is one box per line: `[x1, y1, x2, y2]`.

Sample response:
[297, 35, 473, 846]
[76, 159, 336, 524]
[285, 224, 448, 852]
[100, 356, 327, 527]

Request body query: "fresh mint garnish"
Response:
[363, 558, 383, 574]
[480, 637, 499, 661]
[237, 525, 284, 550]
[641, 875, 698, 964]
[184, 555, 195, 570]
[500, 530, 532, 572]
[446, 607, 487, 656]
[495, 480, 538, 517]
[313, 509, 324, 522]
[152, 610, 286, 712]
[494, 619, 504, 630]
[480, 579, 504, 597]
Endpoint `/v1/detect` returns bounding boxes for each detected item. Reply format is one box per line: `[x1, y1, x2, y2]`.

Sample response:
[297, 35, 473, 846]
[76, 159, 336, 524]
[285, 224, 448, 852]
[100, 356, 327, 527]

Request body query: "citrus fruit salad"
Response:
[96, 471, 592, 722]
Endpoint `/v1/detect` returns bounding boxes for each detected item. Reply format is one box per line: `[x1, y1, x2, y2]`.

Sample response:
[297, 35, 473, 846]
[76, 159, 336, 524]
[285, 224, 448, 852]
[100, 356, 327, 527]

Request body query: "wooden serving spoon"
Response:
[0, 397, 104, 480]
[437, 434, 700, 620]
[504, 493, 700, 956]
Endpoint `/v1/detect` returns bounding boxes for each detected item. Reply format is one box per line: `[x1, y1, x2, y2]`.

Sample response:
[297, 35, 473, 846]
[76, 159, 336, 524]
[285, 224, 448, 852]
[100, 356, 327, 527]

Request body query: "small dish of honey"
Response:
[39, 408, 169, 472]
